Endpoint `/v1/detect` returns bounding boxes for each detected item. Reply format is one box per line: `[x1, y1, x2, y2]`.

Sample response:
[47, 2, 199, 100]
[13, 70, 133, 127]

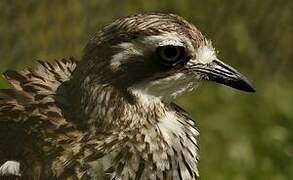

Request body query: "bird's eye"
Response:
[157, 45, 185, 65]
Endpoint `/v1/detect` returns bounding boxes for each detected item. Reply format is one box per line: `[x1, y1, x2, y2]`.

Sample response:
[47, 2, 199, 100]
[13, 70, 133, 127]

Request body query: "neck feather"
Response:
[64, 75, 168, 133]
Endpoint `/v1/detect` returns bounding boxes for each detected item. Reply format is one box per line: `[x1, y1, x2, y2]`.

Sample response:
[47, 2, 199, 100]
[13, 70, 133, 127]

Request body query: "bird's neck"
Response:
[66, 76, 168, 133]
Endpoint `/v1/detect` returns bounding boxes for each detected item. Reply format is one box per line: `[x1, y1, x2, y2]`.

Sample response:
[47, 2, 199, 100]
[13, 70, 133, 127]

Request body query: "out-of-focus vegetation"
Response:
[0, 0, 292, 179]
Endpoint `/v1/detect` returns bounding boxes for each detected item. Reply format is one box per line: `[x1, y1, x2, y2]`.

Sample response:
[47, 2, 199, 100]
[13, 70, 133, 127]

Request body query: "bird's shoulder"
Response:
[0, 58, 85, 178]
[0, 58, 81, 146]
[0, 58, 77, 118]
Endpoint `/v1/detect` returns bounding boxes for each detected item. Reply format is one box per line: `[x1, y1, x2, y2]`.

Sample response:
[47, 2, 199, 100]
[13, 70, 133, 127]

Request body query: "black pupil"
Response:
[164, 46, 178, 59]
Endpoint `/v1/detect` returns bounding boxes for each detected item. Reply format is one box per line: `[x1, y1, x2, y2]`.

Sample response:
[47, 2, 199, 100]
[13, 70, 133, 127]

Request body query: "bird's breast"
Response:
[87, 111, 200, 180]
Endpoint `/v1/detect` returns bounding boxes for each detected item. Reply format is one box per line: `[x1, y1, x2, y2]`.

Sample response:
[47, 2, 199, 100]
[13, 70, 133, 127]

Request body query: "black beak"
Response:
[193, 59, 255, 92]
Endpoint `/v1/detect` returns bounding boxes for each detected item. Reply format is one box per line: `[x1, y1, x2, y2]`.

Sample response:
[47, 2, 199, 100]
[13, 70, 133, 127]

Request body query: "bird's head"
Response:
[78, 13, 255, 103]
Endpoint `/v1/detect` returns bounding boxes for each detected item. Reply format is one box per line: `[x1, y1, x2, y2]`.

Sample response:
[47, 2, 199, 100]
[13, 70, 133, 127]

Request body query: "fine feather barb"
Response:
[2, 70, 28, 90]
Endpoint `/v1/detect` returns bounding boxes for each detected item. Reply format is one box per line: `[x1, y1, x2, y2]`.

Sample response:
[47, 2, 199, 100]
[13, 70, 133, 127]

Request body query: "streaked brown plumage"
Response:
[0, 13, 254, 179]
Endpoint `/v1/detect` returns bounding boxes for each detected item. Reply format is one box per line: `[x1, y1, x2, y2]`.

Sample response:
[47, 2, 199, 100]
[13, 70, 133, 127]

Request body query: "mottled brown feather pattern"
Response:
[0, 13, 202, 179]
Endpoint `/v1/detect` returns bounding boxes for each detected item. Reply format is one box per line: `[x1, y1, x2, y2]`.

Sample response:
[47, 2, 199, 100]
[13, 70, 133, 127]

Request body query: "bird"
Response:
[0, 13, 255, 180]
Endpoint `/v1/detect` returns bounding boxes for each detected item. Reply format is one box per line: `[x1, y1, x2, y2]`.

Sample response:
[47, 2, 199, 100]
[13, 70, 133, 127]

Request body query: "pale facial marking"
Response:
[140, 32, 184, 47]
[111, 32, 206, 102]
[110, 42, 143, 71]
[194, 41, 216, 64]
[130, 72, 201, 103]
[109, 32, 194, 71]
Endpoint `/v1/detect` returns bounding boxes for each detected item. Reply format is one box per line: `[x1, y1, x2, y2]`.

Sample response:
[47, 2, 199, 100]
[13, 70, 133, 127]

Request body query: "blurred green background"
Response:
[0, 0, 292, 179]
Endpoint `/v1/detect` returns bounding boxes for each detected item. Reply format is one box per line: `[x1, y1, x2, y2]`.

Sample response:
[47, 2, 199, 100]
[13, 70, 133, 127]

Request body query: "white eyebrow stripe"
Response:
[140, 32, 185, 47]
[110, 42, 143, 70]
[109, 32, 197, 70]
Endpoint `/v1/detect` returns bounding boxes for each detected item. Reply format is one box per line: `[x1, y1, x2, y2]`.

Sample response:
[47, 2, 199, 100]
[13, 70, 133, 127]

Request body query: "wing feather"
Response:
[0, 58, 85, 179]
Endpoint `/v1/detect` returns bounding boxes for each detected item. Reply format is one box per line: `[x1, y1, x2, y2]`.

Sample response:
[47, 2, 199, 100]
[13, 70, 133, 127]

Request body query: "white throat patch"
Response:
[130, 72, 201, 104]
